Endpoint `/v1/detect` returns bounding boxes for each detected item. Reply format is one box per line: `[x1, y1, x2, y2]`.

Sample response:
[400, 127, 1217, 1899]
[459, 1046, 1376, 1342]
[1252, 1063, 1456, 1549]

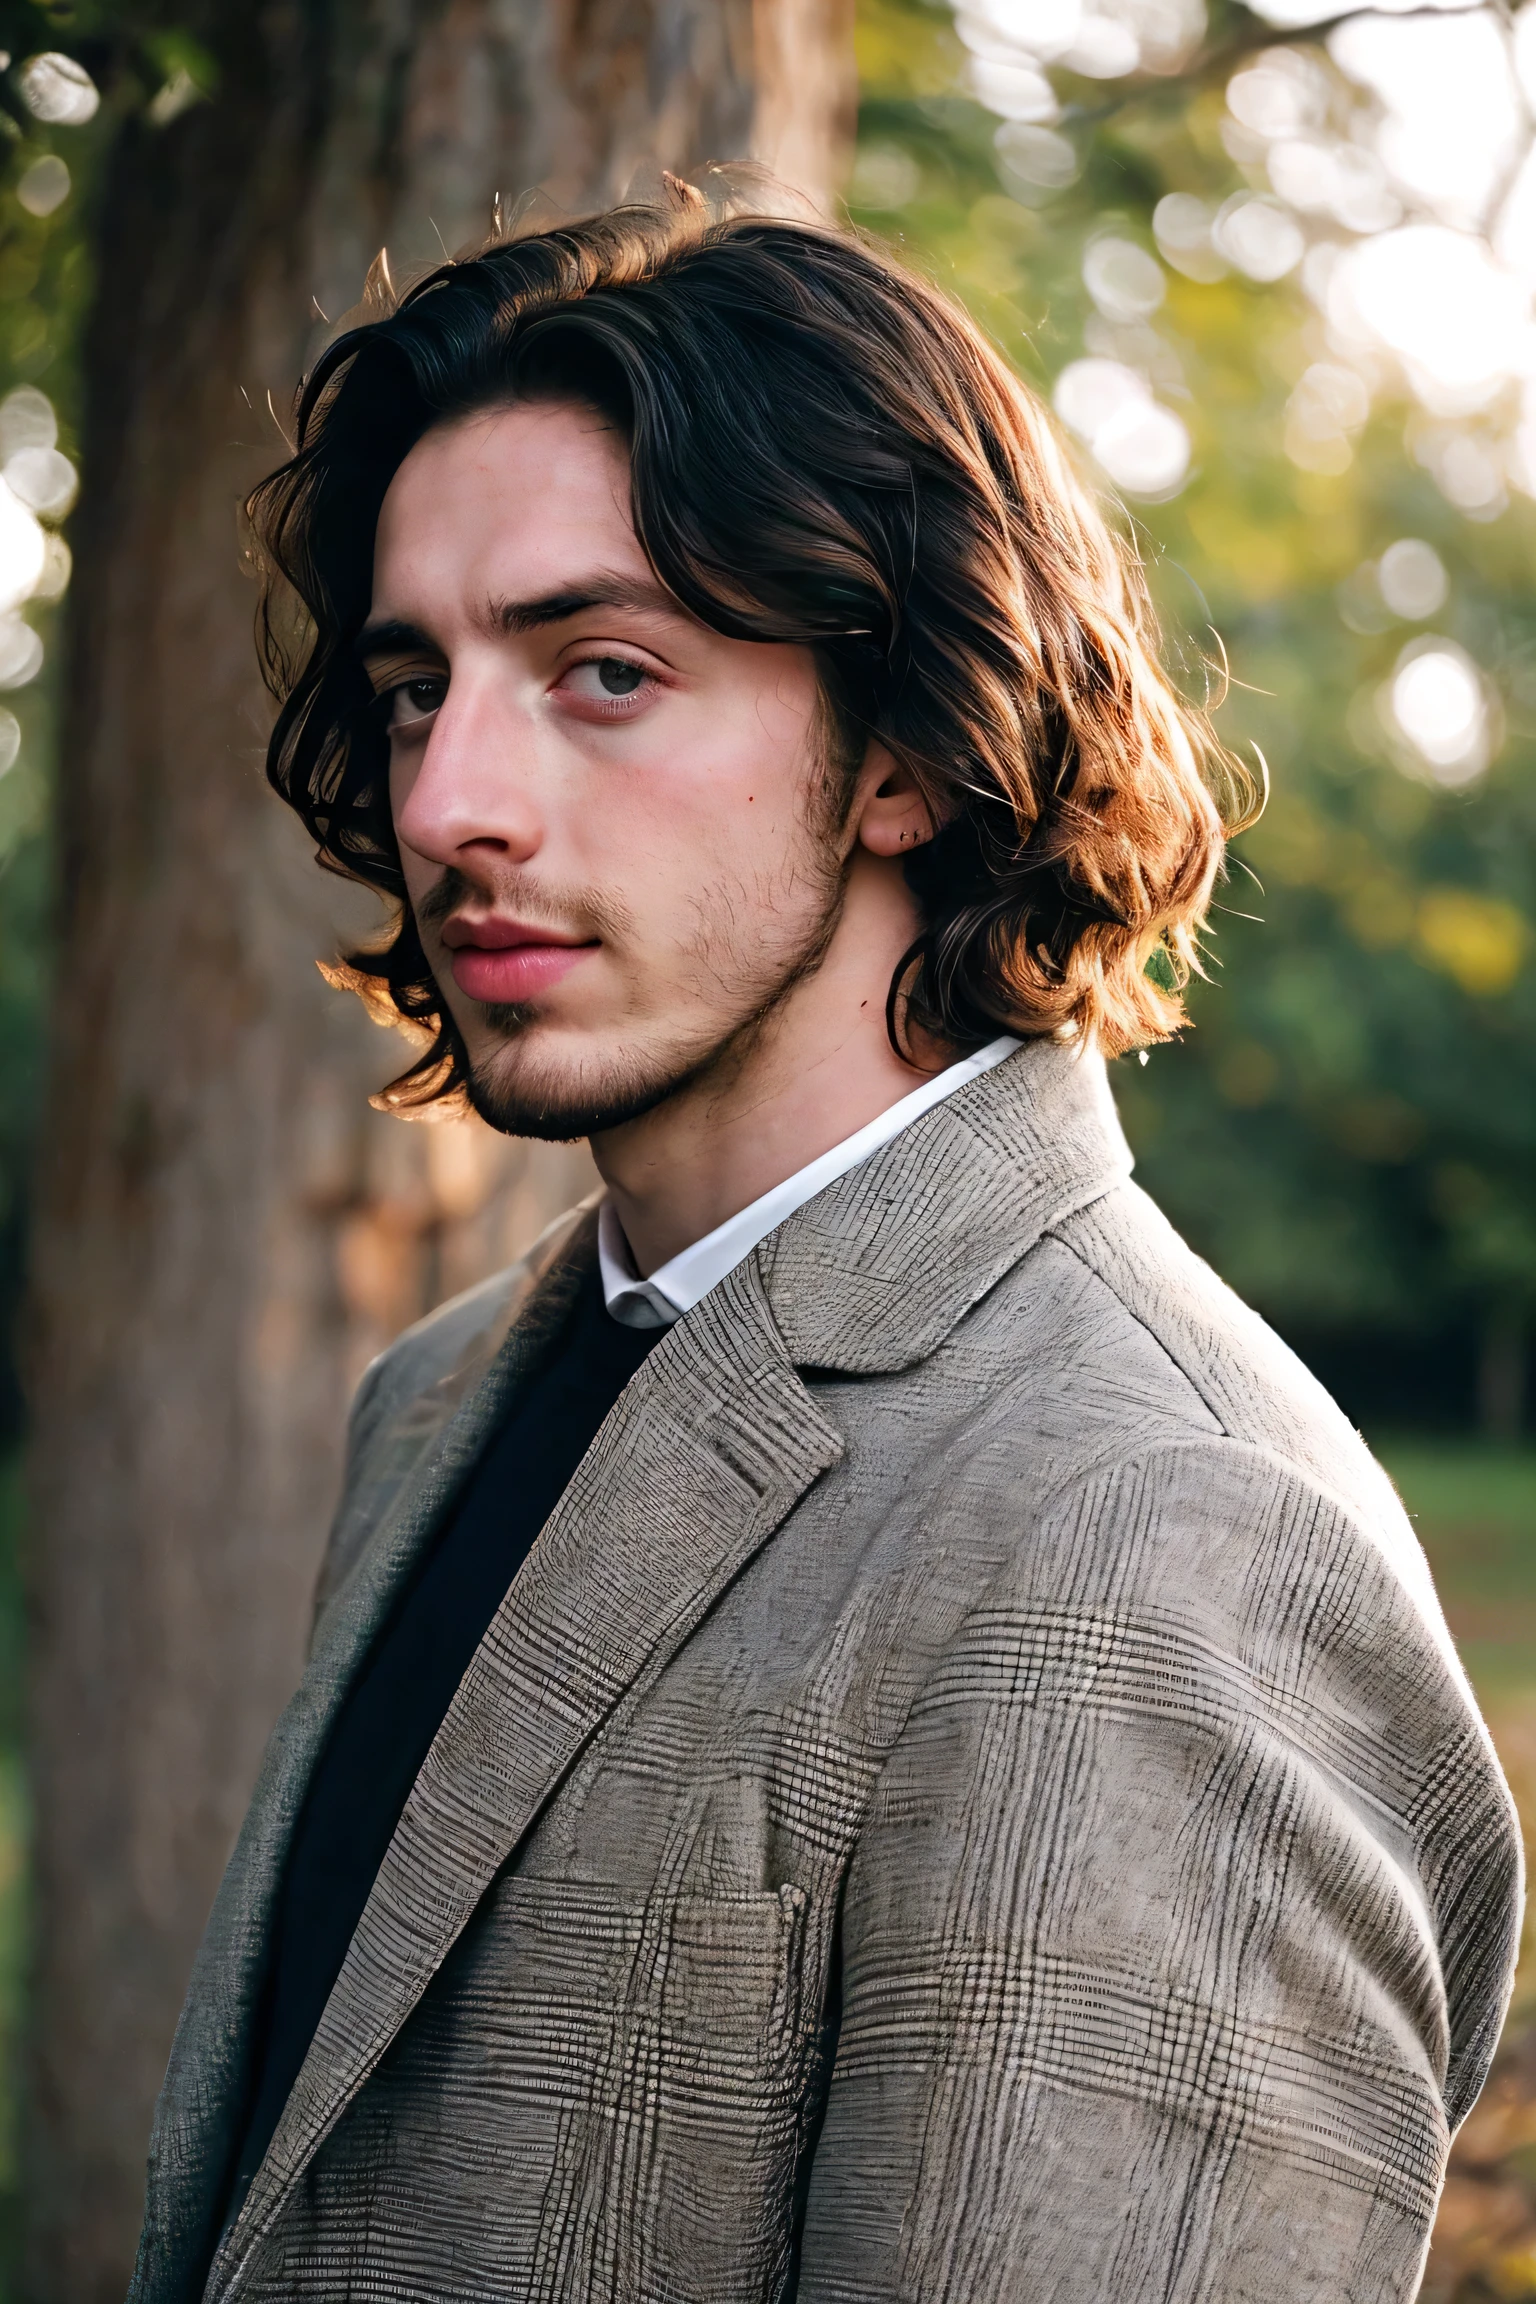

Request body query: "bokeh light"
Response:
[1214, 193, 1305, 280]
[0, 390, 73, 604]
[1329, 11, 1520, 233]
[1329, 226, 1535, 415]
[0, 483, 47, 618]
[955, 0, 1205, 78]
[1152, 192, 1225, 280]
[1378, 537, 1449, 618]
[996, 122, 1079, 190]
[16, 54, 99, 128]
[6, 447, 76, 520]
[0, 388, 56, 460]
[1387, 639, 1491, 784]
[16, 158, 70, 221]
[1053, 357, 1192, 493]
[1284, 361, 1370, 472]
[0, 618, 44, 692]
[31, 535, 70, 606]
[1082, 235, 1165, 320]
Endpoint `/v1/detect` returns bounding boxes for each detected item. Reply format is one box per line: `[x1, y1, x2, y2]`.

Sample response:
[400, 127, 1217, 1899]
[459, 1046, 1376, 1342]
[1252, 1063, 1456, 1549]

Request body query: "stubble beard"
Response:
[428, 816, 853, 1144]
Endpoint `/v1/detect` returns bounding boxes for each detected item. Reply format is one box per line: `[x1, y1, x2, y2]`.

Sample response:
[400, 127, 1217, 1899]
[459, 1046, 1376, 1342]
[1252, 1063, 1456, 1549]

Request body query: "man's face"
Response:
[367, 399, 861, 1140]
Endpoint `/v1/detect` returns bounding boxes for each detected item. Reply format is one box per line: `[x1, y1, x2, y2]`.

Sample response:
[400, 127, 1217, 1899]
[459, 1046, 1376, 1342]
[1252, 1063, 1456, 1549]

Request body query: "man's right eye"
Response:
[387, 677, 447, 729]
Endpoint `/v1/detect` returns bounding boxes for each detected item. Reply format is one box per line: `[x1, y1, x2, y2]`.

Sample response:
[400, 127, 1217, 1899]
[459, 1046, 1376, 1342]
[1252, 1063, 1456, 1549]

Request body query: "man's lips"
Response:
[440, 918, 599, 1005]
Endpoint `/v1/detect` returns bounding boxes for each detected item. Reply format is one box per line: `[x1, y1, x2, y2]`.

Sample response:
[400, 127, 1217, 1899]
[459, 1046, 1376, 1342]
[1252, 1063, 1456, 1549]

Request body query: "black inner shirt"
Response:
[230, 1262, 662, 2206]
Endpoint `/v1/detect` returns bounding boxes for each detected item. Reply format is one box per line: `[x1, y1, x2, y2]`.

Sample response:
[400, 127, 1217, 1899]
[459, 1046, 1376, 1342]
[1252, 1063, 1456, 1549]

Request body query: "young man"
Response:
[132, 186, 1519, 2303]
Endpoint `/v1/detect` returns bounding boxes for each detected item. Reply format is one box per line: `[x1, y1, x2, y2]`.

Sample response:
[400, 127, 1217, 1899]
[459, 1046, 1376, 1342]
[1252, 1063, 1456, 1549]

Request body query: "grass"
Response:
[1381, 1442, 1536, 2014]
[1384, 1444, 1536, 1706]
[0, 1441, 1529, 2297]
[1362, 1441, 1536, 2302]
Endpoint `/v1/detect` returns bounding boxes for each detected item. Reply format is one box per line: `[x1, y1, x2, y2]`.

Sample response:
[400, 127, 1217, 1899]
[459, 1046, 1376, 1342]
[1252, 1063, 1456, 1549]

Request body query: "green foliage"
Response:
[0, 18, 103, 1440]
[0, 3, 216, 123]
[855, 0, 1536, 1403]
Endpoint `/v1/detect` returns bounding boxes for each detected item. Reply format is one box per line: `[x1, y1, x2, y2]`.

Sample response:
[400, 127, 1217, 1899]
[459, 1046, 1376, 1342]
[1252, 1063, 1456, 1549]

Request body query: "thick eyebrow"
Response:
[356, 577, 684, 662]
[487, 575, 683, 635]
[355, 617, 441, 663]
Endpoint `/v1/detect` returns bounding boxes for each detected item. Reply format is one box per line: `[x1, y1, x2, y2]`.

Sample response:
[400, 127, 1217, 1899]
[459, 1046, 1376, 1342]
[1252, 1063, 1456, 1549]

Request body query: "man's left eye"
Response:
[561, 657, 653, 705]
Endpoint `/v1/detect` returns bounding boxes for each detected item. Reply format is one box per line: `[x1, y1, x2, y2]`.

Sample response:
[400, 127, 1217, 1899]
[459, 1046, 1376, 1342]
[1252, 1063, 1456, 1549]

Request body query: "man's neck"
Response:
[590, 854, 949, 1278]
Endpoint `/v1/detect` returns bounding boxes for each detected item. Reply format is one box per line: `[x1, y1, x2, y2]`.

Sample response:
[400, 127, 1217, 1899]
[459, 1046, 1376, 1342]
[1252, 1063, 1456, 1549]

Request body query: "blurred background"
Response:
[0, 0, 1532, 2296]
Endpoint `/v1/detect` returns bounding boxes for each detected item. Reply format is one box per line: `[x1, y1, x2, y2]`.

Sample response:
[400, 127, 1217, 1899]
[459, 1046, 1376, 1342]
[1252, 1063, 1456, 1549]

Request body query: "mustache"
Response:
[414, 864, 636, 945]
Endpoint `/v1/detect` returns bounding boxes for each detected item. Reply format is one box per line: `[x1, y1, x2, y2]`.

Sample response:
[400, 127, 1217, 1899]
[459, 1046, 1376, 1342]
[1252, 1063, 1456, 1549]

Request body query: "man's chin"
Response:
[460, 1021, 716, 1143]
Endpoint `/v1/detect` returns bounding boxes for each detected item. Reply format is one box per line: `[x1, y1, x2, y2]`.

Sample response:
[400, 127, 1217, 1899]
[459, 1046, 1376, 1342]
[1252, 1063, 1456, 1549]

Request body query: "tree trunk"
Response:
[22, 5, 854, 2296]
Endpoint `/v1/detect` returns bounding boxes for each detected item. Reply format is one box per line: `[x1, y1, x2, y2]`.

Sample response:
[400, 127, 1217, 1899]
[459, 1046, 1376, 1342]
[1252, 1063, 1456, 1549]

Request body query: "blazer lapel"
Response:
[210, 1253, 844, 2297]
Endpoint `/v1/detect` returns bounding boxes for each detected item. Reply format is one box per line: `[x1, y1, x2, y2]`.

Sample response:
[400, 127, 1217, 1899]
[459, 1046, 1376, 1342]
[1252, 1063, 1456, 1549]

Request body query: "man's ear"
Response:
[854, 743, 935, 858]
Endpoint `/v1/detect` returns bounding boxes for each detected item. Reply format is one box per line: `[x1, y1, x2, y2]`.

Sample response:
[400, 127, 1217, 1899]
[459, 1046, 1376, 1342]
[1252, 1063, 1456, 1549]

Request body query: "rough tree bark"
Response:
[22, 5, 854, 2296]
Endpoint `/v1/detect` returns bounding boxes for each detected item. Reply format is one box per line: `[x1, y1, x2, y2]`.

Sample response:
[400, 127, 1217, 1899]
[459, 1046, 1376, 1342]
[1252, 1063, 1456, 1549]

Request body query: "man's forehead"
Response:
[372, 402, 657, 619]
[386, 398, 628, 507]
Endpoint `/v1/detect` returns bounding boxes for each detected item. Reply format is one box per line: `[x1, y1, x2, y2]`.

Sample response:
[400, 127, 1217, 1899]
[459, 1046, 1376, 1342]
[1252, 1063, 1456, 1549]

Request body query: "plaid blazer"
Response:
[130, 1038, 1521, 2304]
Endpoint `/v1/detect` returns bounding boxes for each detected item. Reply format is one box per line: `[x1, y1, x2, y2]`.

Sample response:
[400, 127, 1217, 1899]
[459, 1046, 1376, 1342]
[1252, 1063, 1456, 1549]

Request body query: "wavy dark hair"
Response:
[249, 172, 1257, 1112]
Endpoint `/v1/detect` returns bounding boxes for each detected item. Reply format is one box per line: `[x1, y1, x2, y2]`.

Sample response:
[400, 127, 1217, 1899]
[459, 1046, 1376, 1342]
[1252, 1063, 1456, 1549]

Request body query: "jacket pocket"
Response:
[657, 1882, 811, 2075]
[519, 1877, 819, 2304]
[243, 1877, 821, 2304]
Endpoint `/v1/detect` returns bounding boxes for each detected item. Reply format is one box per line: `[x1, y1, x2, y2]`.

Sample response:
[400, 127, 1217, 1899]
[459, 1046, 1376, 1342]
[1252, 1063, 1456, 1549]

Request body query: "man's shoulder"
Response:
[1042, 1178, 1399, 1511]
[966, 1175, 1444, 1635]
[945, 1182, 1509, 1905]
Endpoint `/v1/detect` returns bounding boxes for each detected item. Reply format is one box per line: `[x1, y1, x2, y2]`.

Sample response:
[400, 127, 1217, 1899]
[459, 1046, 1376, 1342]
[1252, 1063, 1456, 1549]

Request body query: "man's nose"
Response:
[392, 678, 544, 870]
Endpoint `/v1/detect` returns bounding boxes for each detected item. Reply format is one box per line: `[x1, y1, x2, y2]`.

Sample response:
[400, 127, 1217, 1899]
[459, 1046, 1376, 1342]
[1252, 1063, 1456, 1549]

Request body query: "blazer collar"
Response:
[758, 1035, 1133, 1373]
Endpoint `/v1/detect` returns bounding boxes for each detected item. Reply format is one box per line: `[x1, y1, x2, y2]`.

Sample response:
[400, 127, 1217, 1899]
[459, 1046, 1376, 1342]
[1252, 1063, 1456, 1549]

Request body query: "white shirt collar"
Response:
[598, 1035, 1021, 1330]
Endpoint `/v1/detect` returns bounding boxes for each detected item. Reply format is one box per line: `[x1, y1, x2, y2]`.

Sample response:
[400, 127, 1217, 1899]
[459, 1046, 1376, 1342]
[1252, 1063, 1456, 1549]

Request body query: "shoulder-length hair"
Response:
[249, 179, 1256, 1112]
